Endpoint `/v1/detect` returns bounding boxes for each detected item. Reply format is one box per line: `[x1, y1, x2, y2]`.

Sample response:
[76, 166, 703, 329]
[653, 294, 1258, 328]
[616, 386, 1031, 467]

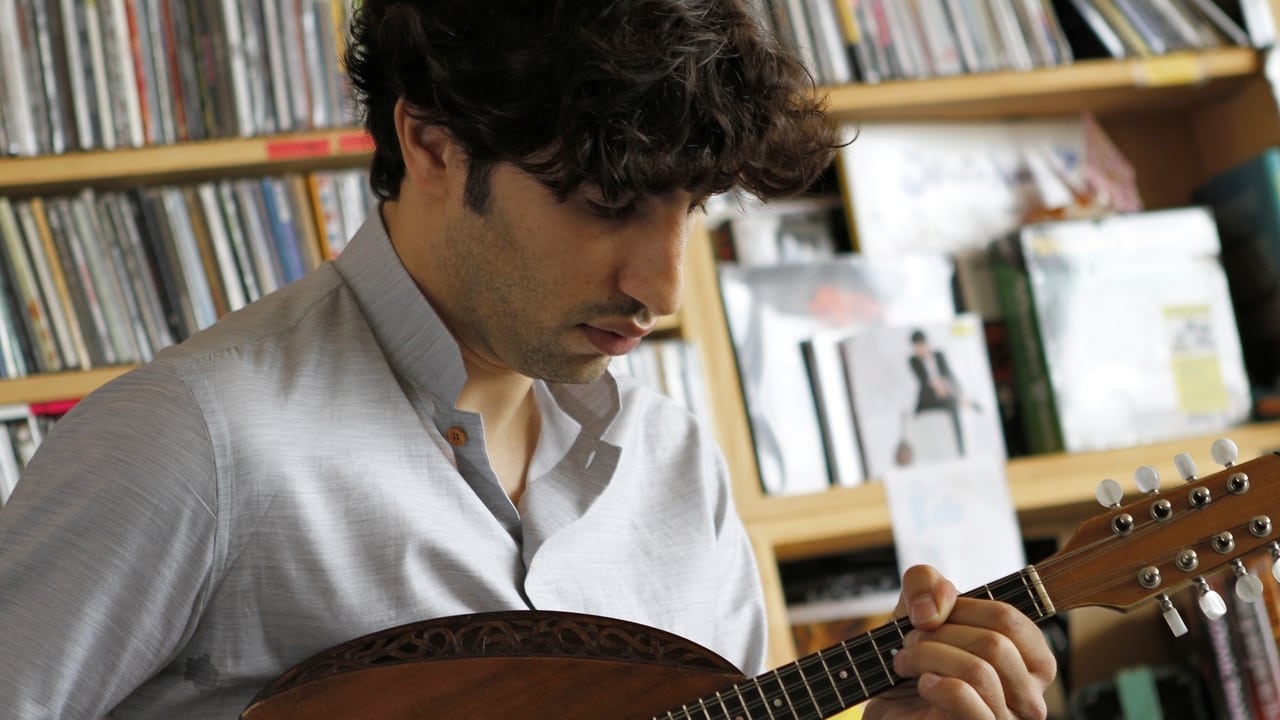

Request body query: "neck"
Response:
[456, 359, 540, 506]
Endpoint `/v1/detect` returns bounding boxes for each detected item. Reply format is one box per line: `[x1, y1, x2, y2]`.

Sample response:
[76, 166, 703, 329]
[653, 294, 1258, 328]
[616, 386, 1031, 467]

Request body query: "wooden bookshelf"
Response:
[821, 47, 1262, 121]
[0, 366, 133, 406]
[0, 129, 373, 194]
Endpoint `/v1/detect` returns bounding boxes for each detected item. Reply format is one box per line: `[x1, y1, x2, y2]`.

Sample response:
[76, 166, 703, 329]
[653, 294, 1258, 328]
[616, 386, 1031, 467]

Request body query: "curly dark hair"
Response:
[345, 0, 839, 211]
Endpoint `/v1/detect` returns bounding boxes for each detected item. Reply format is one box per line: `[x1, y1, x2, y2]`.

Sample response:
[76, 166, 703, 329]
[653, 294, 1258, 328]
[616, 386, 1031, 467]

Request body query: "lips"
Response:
[581, 322, 651, 356]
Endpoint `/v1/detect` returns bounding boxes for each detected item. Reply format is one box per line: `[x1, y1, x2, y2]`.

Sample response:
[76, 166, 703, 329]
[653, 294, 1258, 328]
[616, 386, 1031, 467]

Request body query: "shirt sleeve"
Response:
[710, 449, 769, 676]
[0, 362, 219, 720]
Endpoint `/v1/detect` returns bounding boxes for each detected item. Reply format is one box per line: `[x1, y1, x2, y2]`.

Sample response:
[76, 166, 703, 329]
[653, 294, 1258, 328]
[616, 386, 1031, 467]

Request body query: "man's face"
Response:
[432, 162, 699, 383]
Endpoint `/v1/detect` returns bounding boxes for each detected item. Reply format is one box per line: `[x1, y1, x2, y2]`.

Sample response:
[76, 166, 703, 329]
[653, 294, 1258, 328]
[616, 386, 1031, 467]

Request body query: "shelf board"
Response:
[0, 129, 373, 193]
[822, 48, 1263, 121]
[0, 366, 135, 406]
[744, 420, 1280, 561]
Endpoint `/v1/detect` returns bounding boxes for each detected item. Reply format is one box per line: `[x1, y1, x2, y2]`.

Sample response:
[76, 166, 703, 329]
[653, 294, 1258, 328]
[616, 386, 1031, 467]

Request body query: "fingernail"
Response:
[910, 595, 938, 625]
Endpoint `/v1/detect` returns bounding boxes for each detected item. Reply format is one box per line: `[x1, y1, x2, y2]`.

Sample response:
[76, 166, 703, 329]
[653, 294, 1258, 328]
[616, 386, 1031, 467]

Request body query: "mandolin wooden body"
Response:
[240, 610, 749, 719]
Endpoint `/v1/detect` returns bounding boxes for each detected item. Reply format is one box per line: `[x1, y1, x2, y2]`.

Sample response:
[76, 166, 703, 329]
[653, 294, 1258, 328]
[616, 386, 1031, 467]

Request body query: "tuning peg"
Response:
[1233, 560, 1265, 603]
[1194, 577, 1227, 620]
[1174, 453, 1197, 482]
[1270, 542, 1280, 584]
[1135, 466, 1161, 494]
[1096, 478, 1124, 509]
[1159, 594, 1188, 637]
[1211, 438, 1239, 467]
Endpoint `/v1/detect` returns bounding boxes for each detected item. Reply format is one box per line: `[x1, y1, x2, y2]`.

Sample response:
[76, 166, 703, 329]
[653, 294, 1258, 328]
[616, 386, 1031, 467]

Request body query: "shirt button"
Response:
[446, 427, 468, 446]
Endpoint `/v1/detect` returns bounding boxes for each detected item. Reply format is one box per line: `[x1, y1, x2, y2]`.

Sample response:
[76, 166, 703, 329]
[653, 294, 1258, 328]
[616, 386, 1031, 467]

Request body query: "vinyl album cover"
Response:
[993, 206, 1251, 454]
[841, 313, 1006, 479]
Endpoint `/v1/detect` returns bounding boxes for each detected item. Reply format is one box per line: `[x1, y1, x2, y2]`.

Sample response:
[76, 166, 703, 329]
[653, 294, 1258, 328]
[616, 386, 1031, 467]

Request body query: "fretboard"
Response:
[654, 566, 1053, 720]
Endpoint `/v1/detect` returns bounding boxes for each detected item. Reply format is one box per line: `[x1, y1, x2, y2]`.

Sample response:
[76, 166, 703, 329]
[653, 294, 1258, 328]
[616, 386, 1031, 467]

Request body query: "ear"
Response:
[393, 98, 457, 200]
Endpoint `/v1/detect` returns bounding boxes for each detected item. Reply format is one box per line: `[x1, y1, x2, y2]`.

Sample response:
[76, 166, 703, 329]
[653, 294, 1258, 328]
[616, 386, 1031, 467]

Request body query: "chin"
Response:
[531, 356, 612, 385]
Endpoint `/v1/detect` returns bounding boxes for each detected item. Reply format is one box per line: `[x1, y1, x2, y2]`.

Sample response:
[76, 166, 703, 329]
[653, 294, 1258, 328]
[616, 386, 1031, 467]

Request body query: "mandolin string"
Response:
[681, 518, 1161, 718]
[667, 571, 1054, 719]
[686, 581, 1044, 720]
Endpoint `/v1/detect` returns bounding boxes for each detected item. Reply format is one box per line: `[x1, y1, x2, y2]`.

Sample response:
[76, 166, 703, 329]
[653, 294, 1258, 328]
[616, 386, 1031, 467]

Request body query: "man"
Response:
[909, 328, 967, 457]
[0, 1, 1055, 718]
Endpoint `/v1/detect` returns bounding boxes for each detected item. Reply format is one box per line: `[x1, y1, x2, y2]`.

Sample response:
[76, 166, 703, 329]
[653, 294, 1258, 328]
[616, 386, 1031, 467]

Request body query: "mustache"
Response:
[581, 297, 653, 323]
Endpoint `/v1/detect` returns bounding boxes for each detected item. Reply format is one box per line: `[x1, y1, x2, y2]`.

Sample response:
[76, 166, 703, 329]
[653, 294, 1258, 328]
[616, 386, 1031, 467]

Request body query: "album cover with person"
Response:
[841, 313, 1006, 479]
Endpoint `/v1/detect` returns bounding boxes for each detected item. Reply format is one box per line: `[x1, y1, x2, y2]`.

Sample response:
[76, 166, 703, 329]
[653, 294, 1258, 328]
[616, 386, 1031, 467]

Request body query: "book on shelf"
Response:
[0, 168, 375, 381]
[0, 400, 64, 506]
[1191, 146, 1280, 392]
[800, 330, 866, 487]
[767, 0, 1086, 84]
[1226, 558, 1280, 719]
[0, 0, 355, 156]
[990, 206, 1251, 455]
[718, 254, 954, 495]
[1187, 571, 1256, 720]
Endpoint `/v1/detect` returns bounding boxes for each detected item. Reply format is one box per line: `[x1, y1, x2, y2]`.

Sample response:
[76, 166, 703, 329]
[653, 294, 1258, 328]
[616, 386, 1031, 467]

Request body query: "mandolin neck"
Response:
[659, 566, 1054, 720]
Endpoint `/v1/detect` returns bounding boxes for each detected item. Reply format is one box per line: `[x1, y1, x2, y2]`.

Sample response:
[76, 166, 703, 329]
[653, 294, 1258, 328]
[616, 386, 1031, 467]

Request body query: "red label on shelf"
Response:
[265, 138, 333, 160]
[337, 131, 374, 154]
[29, 399, 79, 416]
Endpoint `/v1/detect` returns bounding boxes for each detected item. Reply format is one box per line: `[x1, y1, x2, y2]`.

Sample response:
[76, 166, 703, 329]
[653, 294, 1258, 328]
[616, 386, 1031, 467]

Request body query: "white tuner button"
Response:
[1174, 453, 1197, 482]
[1195, 578, 1227, 620]
[1096, 479, 1124, 509]
[1135, 466, 1161, 494]
[1159, 595, 1188, 637]
[1211, 438, 1239, 467]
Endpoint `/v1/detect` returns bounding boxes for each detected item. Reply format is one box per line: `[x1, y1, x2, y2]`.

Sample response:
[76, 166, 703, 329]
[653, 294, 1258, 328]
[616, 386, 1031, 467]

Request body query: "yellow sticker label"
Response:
[1164, 306, 1228, 414]
[1138, 55, 1203, 88]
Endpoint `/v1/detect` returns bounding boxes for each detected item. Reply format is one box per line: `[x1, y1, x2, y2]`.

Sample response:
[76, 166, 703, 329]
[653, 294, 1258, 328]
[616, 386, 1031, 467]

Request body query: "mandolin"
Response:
[242, 442, 1280, 719]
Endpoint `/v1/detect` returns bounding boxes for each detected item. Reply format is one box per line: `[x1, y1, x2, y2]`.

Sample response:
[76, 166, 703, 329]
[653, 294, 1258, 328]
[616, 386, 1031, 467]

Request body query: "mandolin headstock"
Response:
[1037, 440, 1280, 634]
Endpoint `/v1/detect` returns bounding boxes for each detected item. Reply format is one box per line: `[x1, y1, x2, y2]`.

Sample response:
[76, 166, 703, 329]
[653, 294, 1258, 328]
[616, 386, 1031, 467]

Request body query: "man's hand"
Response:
[862, 565, 1057, 720]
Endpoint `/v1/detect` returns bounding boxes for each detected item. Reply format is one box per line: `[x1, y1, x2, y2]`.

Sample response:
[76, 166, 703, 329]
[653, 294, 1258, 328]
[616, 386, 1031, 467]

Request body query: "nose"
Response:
[617, 211, 687, 320]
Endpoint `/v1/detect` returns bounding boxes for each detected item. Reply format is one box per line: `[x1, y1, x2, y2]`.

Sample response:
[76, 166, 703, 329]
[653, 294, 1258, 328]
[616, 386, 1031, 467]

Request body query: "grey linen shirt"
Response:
[0, 215, 767, 719]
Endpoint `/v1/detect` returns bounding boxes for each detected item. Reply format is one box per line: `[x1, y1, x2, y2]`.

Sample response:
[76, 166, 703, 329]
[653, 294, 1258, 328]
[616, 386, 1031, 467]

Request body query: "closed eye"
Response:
[584, 197, 640, 220]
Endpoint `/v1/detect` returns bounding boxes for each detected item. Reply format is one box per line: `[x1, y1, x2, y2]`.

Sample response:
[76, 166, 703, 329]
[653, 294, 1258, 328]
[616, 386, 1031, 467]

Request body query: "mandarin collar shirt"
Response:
[0, 215, 766, 720]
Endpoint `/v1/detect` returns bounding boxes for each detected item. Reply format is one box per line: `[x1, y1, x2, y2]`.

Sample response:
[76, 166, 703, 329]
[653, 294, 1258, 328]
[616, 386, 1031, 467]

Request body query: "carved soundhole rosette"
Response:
[252, 611, 730, 703]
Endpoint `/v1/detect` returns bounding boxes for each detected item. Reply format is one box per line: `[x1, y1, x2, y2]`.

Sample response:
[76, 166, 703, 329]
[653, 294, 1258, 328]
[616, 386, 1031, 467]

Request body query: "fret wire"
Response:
[839, 639, 870, 698]
[755, 675, 779, 720]
[697, 698, 713, 719]
[732, 684, 755, 720]
[733, 683, 774, 720]
[716, 689, 747, 720]
[795, 654, 846, 719]
[816, 650, 847, 709]
[794, 654, 848, 701]
[768, 666, 808, 712]
[773, 664, 817, 717]
[849, 630, 890, 686]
